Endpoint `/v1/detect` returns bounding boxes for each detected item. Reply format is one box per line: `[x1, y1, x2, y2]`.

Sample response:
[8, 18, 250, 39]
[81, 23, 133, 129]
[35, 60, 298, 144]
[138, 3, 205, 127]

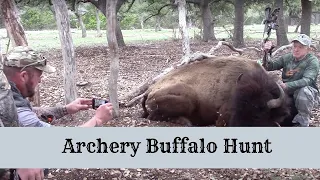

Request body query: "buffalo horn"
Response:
[236, 73, 244, 84]
[267, 83, 285, 109]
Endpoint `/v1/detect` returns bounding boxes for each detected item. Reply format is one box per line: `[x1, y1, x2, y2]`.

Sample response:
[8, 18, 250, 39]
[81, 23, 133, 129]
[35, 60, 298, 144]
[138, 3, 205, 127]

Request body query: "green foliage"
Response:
[9, 0, 320, 32]
[19, 6, 56, 30]
[80, 5, 107, 30]
[120, 14, 140, 29]
[212, 1, 235, 26]
[244, 4, 267, 25]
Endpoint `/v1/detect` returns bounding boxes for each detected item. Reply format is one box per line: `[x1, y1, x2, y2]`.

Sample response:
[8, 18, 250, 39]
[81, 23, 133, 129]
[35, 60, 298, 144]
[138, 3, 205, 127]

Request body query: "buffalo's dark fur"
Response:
[141, 56, 296, 127]
[227, 68, 292, 127]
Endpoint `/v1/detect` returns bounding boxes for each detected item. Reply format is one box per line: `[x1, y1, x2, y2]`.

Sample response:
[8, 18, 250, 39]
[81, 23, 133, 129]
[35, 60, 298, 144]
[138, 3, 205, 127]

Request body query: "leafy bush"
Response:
[20, 6, 56, 30]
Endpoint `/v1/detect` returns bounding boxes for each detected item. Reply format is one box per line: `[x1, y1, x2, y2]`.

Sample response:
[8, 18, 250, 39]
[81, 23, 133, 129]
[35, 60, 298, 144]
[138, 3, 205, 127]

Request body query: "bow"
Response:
[262, 6, 280, 68]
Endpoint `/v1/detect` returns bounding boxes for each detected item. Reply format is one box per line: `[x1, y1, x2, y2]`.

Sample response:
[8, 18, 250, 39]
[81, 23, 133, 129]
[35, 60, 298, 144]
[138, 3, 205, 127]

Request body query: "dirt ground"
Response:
[33, 39, 320, 179]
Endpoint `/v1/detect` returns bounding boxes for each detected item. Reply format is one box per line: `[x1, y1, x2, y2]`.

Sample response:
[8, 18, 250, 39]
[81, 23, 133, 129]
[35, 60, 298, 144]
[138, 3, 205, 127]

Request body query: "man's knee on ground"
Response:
[293, 86, 317, 113]
[295, 86, 317, 99]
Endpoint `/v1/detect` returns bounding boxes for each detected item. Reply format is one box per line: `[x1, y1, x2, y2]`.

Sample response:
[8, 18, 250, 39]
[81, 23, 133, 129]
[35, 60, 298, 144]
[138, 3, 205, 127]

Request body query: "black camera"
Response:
[92, 98, 108, 109]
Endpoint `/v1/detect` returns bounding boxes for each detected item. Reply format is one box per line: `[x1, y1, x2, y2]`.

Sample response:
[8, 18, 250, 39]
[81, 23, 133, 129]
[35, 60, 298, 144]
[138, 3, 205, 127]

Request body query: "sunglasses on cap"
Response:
[20, 54, 47, 72]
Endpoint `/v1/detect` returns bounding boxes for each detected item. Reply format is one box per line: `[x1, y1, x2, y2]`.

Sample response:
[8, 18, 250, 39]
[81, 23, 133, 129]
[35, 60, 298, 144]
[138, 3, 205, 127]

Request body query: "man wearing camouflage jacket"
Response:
[1, 46, 114, 180]
[3, 46, 114, 128]
[0, 43, 20, 180]
[263, 34, 320, 127]
[0, 44, 19, 127]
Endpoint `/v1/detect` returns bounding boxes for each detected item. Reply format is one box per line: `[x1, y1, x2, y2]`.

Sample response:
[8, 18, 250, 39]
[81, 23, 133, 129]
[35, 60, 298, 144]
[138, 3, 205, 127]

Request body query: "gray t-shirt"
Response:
[17, 107, 51, 127]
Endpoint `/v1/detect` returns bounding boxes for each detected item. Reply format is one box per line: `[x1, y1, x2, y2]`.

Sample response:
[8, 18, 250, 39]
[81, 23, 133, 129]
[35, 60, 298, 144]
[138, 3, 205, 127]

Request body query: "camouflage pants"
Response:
[292, 86, 320, 127]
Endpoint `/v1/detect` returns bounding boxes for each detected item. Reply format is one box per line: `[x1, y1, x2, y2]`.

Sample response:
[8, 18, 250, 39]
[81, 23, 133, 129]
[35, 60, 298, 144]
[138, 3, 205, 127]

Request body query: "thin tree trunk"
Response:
[275, 0, 289, 46]
[0, 0, 28, 47]
[233, 0, 244, 47]
[284, 16, 289, 32]
[200, 0, 215, 42]
[115, 19, 125, 46]
[89, 0, 126, 46]
[106, 0, 120, 117]
[155, 16, 161, 31]
[95, 6, 102, 37]
[0, 0, 42, 106]
[75, 2, 87, 38]
[52, 0, 77, 104]
[140, 16, 144, 29]
[177, 0, 190, 59]
[294, 19, 301, 32]
[31, 86, 40, 106]
[301, 0, 312, 36]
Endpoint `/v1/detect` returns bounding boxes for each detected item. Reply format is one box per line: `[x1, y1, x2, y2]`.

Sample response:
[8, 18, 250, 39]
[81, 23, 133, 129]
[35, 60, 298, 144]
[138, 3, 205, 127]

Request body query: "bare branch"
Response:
[125, 92, 147, 107]
[208, 41, 244, 55]
[70, 0, 76, 11]
[185, 0, 200, 5]
[14, 0, 23, 4]
[222, 25, 233, 39]
[143, 4, 172, 23]
[123, 0, 135, 13]
[272, 44, 292, 56]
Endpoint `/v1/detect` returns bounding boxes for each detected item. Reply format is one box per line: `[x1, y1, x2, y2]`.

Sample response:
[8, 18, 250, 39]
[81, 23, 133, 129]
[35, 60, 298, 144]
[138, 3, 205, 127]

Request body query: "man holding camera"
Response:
[3, 46, 114, 128]
[1, 46, 114, 180]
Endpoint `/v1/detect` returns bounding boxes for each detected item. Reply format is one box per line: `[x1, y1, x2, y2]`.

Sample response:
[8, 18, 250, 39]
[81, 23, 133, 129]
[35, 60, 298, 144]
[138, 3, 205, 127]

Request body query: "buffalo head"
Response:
[227, 68, 292, 127]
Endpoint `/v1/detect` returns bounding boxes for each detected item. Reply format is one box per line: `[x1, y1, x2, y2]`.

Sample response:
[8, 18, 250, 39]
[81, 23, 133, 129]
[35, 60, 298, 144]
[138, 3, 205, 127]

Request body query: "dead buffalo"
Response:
[141, 56, 296, 127]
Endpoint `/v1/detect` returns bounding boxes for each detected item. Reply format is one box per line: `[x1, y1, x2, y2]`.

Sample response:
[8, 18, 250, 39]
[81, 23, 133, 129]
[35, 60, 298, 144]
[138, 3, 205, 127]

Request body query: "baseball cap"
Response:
[291, 34, 312, 47]
[3, 46, 56, 73]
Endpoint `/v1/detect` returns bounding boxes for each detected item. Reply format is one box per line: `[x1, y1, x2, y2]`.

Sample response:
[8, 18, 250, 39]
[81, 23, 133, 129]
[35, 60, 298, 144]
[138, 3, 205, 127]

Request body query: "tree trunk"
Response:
[177, 0, 190, 59]
[106, 0, 120, 117]
[52, 0, 77, 104]
[31, 86, 40, 107]
[300, 0, 312, 36]
[95, 6, 102, 37]
[315, 13, 320, 24]
[140, 16, 144, 29]
[0, 0, 28, 47]
[89, 0, 125, 47]
[155, 16, 161, 32]
[233, 0, 244, 47]
[200, 0, 216, 42]
[275, 0, 289, 46]
[294, 19, 301, 32]
[75, 2, 87, 38]
[284, 16, 289, 32]
[115, 18, 125, 47]
[0, 0, 42, 106]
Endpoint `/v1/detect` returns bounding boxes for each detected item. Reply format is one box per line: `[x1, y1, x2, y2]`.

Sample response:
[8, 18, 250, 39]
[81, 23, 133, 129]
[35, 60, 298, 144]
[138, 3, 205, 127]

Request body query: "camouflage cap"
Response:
[3, 46, 56, 73]
[291, 34, 312, 47]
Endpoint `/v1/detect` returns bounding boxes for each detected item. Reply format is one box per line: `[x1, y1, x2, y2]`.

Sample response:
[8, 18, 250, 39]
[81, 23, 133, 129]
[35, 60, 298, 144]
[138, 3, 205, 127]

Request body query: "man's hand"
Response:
[263, 40, 273, 51]
[66, 98, 92, 114]
[94, 103, 114, 126]
[16, 168, 44, 180]
[280, 82, 287, 90]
